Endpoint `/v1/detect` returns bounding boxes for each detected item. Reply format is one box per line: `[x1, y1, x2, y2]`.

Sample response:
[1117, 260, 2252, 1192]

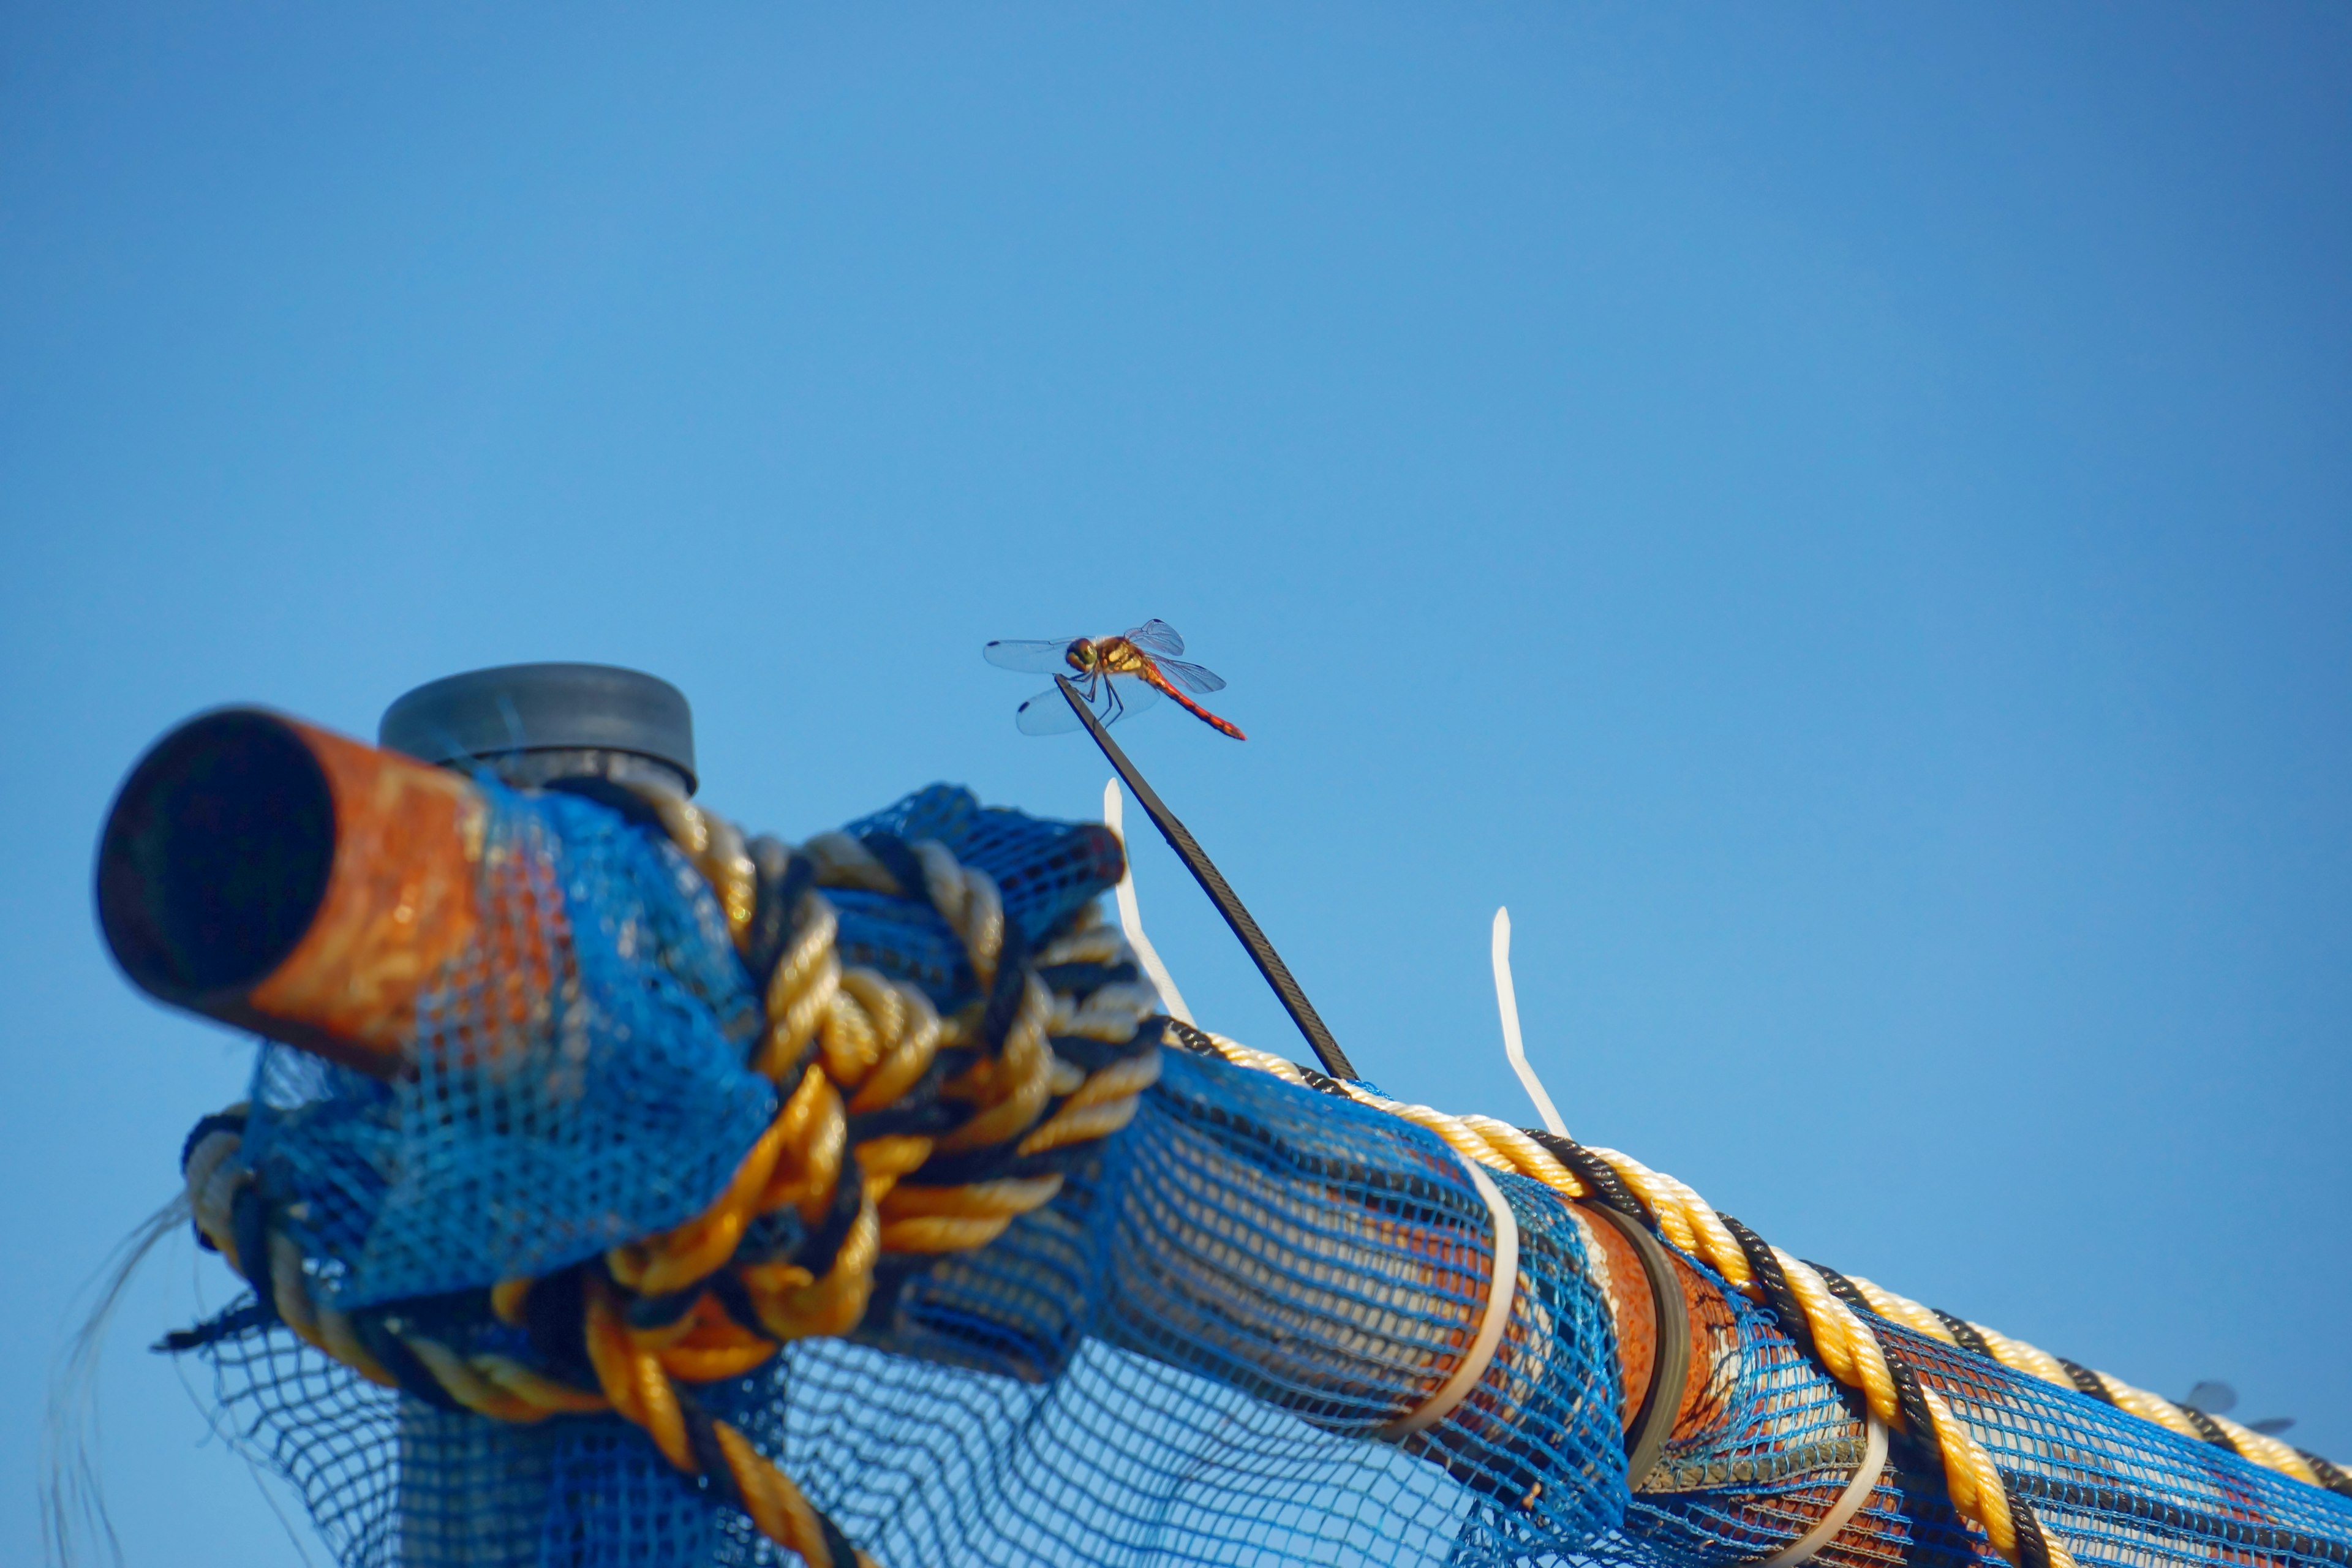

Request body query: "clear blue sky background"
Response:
[4, 6, 2348, 1563]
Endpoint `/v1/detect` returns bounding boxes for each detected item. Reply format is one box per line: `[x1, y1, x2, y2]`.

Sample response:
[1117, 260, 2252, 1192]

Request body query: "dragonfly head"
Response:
[1063, 639, 1096, 674]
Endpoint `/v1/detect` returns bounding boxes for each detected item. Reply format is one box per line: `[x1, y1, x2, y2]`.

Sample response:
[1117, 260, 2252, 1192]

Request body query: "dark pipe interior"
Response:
[97, 710, 336, 1005]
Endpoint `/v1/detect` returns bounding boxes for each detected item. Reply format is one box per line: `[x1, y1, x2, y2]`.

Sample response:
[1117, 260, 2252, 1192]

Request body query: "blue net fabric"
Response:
[231, 782, 1123, 1311]
[198, 1049, 1631, 1568]
[1584, 1247, 2352, 1568]
[823, 1046, 1630, 1563]
[180, 783, 2352, 1568]
[236, 786, 774, 1310]
[826, 783, 1128, 1007]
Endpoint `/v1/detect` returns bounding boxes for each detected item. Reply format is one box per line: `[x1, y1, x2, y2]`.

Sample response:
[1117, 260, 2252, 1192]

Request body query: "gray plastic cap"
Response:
[379, 663, 698, 794]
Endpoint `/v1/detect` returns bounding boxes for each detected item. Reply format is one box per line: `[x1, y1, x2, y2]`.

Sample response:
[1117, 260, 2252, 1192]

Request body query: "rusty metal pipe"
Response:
[96, 709, 491, 1078]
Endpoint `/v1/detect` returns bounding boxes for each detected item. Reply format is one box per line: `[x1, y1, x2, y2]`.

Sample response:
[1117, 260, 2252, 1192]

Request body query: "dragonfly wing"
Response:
[1015, 688, 1085, 734]
[1014, 673, 1159, 735]
[2183, 1382, 2237, 1415]
[1150, 657, 1226, 695]
[985, 638, 1082, 674]
[1123, 619, 1186, 657]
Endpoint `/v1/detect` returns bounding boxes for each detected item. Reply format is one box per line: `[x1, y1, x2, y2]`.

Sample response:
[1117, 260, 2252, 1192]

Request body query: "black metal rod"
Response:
[1057, 676, 1357, 1080]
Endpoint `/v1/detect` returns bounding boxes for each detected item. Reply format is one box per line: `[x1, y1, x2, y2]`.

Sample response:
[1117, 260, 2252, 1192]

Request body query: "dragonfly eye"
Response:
[1065, 641, 1093, 671]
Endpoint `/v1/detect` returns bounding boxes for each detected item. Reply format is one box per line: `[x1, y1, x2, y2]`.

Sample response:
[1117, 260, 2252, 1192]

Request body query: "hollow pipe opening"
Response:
[97, 709, 336, 1006]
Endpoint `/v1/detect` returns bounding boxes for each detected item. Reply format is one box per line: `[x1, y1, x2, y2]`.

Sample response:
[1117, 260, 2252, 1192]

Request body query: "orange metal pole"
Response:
[97, 709, 494, 1077]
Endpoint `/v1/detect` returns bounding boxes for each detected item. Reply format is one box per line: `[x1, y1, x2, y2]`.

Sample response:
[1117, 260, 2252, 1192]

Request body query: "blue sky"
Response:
[4, 5, 2348, 1562]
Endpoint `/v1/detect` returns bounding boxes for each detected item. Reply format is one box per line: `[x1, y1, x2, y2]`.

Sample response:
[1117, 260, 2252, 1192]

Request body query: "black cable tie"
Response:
[1054, 675, 1356, 1079]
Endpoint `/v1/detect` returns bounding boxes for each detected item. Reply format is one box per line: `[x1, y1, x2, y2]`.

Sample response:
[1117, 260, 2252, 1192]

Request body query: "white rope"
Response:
[1374, 1147, 1520, 1441]
[1492, 907, 1566, 1138]
[1753, 1413, 1888, 1567]
[1104, 779, 1192, 1025]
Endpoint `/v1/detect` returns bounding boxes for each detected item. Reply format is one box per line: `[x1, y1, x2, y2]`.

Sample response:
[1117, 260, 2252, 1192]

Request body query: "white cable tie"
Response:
[1752, 1413, 1888, 1568]
[1374, 1147, 1520, 1441]
[1493, 907, 1566, 1138]
[1104, 778, 1192, 1025]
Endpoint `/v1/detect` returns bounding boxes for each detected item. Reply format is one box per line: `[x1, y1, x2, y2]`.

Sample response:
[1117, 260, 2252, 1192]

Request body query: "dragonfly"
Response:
[983, 620, 1246, 739]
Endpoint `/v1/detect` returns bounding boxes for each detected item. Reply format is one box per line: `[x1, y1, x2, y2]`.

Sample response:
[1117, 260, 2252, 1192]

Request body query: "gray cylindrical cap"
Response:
[379, 663, 697, 793]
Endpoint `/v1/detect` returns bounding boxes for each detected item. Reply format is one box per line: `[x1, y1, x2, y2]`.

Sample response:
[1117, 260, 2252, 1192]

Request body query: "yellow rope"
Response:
[186, 798, 1161, 1568]
[1180, 1027, 2352, 1568]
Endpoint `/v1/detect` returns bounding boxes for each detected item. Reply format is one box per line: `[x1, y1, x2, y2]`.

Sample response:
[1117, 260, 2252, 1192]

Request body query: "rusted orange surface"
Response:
[247, 721, 488, 1071]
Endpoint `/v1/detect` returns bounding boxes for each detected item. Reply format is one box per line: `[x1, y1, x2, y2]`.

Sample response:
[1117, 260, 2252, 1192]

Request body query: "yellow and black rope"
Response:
[1168, 1021, 2352, 1568]
[175, 793, 1163, 1568]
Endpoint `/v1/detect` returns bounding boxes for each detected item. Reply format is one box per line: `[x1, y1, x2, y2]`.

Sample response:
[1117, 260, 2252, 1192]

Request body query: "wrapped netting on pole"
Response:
[108, 728, 2352, 1568]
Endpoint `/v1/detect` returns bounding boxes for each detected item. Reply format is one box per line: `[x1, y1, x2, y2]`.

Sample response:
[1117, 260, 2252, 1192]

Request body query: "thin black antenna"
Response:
[1057, 676, 1357, 1080]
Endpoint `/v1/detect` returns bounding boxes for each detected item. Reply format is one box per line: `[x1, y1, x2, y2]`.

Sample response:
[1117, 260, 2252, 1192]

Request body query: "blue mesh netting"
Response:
[179, 783, 2352, 1568]
[198, 1047, 1630, 1567]
[237, 786, 774, 1309]
[828, 783, 1128, 1005]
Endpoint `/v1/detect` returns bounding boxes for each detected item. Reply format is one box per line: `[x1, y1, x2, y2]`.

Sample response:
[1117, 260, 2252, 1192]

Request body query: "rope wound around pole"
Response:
[175, 786, 1166, 1568]
[1181, 1023, 2352, 1567]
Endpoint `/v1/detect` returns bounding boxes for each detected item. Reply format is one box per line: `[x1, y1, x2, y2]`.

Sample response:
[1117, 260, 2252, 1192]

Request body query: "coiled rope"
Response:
[1175, 1023, 2352, 1568]
[176, 791, 1163, 1568]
